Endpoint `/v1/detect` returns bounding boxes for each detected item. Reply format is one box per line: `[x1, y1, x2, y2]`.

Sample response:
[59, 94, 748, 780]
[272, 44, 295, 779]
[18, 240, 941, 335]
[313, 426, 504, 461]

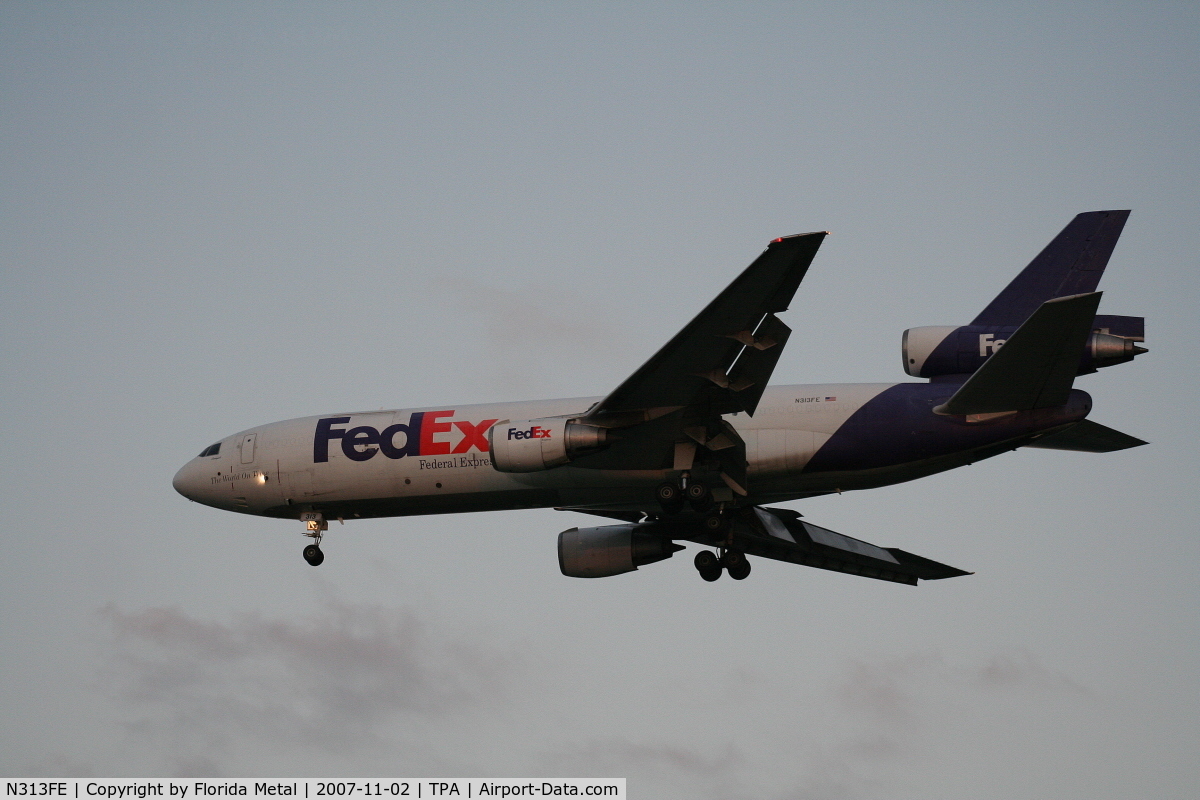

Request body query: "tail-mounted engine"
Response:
[902, 314, 1146, 378]
[489, 417, 609, 473]
[558, 523, 684, 578]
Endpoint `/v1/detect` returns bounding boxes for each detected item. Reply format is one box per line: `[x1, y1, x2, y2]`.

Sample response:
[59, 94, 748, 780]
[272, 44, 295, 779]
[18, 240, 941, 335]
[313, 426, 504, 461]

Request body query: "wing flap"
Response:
[724, 313, 792, 414]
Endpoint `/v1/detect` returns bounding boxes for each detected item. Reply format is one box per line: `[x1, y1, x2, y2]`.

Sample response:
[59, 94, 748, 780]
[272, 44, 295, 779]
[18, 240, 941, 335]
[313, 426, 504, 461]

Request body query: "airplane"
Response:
[172, 210, 1147, 585]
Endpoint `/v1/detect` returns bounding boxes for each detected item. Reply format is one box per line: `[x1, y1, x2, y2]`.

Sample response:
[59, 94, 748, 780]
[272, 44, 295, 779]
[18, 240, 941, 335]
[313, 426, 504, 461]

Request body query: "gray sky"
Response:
[2, 2, 1197, 797]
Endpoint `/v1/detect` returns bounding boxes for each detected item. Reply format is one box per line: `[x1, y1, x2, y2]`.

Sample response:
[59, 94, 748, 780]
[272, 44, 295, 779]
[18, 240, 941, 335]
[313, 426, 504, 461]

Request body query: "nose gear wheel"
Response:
[303, 543, 325, 566]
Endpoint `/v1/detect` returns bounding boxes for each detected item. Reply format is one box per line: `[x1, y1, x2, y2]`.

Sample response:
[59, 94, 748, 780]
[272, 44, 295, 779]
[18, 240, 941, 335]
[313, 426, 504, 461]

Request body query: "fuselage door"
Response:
[239, 432, 257, 464]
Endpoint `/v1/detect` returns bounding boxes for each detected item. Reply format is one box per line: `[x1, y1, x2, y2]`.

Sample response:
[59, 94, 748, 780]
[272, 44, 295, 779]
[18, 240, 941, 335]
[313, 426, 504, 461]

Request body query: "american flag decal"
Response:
[825, 396, 837, 402]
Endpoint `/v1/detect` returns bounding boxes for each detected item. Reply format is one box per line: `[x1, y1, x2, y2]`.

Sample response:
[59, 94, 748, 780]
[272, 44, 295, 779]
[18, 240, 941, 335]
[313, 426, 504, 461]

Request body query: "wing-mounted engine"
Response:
[558, 523, 684, 578]
[489, 417, 609, 473]
[902, 314, 1146, 379]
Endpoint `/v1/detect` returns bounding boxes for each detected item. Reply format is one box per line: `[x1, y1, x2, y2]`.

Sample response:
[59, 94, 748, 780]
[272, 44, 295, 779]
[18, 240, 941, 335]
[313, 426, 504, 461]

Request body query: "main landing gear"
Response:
[655, 482, 684, 515]
[657, 478, 746, 581]
[300, 512, 327, 566]
[693, 548, 751, 581]
[655, 477, 716, 516]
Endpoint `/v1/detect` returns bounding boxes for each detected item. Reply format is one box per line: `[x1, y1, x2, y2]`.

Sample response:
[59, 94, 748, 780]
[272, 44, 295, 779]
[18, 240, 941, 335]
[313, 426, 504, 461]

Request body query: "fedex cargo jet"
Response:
[173, 211, 1147, 585]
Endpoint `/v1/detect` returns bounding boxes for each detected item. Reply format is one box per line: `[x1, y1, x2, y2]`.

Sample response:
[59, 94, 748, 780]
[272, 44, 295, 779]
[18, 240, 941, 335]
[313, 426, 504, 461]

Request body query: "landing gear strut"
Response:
[300, 512, 327, 567]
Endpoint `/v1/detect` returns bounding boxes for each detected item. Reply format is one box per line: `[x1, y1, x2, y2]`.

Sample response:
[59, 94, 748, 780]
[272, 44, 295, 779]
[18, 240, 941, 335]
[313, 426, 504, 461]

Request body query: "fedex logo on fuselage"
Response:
[314, 411, 498, 463]
[508, 425, 552, 440]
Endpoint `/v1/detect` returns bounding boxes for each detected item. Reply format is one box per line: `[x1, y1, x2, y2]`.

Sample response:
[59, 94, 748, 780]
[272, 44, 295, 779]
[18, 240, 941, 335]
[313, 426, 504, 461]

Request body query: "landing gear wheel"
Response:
[685, 482, 713, 511]
[693, 550, 722, 582]
[723, 551, 751, 580]
[655, 482, 684, 515]
[302, 544, 325, 566]
[702, 512, 729, 535]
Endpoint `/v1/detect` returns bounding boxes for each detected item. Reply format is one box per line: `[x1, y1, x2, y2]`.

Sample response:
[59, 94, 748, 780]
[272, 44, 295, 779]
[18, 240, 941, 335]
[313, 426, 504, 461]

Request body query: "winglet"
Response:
[935, 292, 1102, 415]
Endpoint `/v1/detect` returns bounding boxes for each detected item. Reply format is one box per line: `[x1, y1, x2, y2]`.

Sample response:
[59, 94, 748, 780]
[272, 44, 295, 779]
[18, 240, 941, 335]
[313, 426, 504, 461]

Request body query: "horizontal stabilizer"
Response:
[1025, 419, 1147, 452]
[737, 507, 971, 585]
[935, 292, 1102, 415]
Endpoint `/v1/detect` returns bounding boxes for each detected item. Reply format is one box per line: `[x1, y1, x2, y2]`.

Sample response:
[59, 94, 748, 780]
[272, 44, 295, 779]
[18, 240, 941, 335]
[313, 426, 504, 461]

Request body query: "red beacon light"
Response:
[771, 231, 831, 245]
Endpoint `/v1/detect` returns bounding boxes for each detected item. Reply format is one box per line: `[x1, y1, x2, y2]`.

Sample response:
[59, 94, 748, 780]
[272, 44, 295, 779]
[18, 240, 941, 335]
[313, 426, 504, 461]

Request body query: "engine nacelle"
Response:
[902, 314, 1145, 378]
[488, 417, 608, 473]
[558, 524, 682, 578]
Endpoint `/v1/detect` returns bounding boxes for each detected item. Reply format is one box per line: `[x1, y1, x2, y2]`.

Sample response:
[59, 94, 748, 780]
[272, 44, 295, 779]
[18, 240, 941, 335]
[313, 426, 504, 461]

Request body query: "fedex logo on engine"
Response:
[979, 333, 1008, 357]
[507, 425, 552, 440]
[314, 411, 498, 463]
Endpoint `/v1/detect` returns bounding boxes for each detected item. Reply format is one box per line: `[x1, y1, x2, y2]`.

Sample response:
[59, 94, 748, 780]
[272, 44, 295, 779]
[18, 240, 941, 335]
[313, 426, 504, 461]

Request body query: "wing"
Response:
[584, 232, 827, 424]
[737, 507, 972, 585]
[570, 232, 827, 492]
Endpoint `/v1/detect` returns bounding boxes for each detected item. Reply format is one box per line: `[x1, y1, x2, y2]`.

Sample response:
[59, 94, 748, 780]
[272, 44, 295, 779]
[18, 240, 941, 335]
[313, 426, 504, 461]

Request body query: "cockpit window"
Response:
[199, 442, 221, 457]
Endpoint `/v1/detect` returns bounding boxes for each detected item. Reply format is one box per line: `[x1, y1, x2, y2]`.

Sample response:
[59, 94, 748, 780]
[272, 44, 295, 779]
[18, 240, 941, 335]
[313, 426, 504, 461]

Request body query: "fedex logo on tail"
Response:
[314, 411, 498, 463]
[508, 425, 552, 440]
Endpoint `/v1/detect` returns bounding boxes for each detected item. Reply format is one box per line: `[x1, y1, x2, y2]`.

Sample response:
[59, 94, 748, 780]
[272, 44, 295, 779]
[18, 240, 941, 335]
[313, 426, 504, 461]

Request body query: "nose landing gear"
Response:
[300, 512, 327, 566]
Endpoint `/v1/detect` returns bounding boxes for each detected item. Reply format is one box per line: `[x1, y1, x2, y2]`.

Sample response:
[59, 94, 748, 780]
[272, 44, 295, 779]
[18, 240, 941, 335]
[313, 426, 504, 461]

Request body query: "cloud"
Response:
[541, 738, 743, 800]
[774, 649, 1099, 800]
[974, 650, 1093, 697]
[428, 275, 629, 397]
[543, 737, 741, 777]
[837, 648, 1091, 725]
[22, 753, 97, 779]
[97, 600, 517, 774]
[431, 275, 615, 352]
[94, 603, 1099, 795]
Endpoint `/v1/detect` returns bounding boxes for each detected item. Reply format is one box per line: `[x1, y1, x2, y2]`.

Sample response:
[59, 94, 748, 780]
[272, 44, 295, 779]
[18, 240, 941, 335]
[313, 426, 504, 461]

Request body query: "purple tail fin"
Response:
[971, 210, 1130, 326]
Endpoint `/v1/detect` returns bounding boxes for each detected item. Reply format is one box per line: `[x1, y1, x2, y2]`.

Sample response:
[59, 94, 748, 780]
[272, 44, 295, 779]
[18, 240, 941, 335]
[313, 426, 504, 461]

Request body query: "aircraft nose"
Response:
[173, 460, 200, 501]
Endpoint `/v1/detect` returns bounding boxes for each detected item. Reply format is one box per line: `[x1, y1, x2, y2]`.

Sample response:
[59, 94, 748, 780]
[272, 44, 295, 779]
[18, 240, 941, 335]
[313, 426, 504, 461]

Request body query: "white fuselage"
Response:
[171, 380, 1086, 522]
[172, 383, 894, 518]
